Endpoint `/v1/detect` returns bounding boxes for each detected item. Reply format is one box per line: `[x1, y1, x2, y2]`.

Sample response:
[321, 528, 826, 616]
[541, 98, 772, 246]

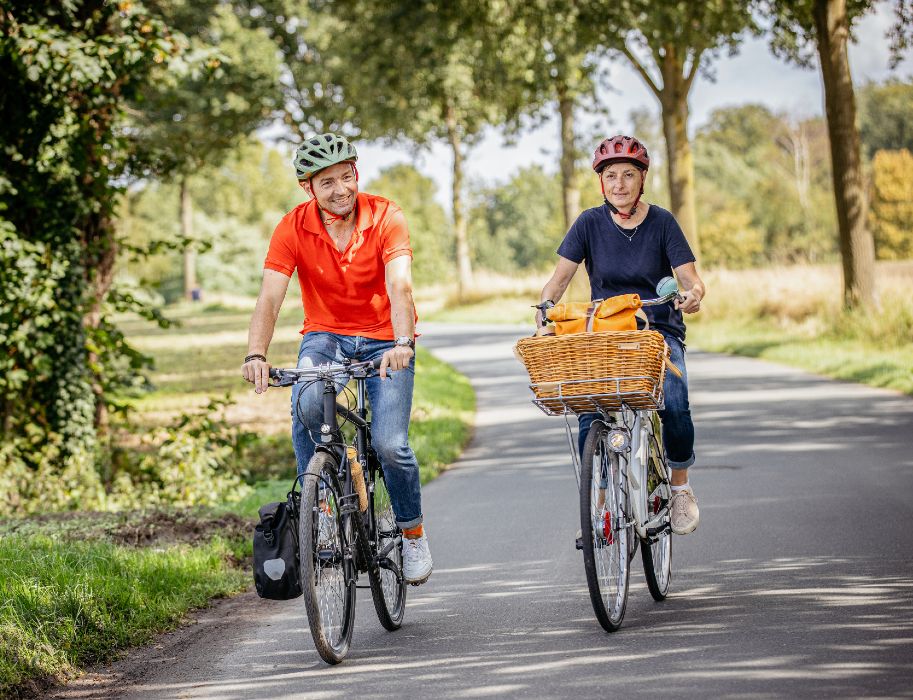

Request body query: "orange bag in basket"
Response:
[547, 293, 642, 335]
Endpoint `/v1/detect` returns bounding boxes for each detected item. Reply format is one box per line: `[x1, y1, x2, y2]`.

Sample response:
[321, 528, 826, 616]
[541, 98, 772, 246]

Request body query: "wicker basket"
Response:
[515, 330, 669, 416]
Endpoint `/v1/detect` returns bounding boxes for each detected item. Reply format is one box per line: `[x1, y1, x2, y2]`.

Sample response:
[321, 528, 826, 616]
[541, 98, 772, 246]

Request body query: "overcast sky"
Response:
[328, 3, 912, 209]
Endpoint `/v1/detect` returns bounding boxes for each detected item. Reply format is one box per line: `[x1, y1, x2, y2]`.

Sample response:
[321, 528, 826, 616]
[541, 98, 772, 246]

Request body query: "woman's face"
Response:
[600, 163, 645, 211]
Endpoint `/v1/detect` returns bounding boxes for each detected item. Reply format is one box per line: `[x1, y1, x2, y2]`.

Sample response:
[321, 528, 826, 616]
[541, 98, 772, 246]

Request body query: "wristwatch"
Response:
[394, 336, 415, 349]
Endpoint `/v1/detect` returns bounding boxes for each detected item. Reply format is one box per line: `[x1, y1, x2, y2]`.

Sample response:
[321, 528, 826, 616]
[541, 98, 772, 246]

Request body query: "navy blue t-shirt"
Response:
[557, 204, 695, 340]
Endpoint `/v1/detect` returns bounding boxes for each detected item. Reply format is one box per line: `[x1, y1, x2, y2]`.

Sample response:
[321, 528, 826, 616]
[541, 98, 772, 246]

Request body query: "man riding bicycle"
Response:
[538, 135, 706, 536]
[242, 132, 432, 585]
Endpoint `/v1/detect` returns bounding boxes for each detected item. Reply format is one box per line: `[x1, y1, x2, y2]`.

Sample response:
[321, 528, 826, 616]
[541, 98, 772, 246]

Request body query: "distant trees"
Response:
[869, 149, 913, 260]
[766, 0, 912, 308]
[128, 2, 280, 299]
[365, 165, 454, 287]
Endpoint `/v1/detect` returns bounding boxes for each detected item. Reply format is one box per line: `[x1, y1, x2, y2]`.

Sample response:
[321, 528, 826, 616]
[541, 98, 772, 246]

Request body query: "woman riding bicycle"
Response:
[538, 134, 706, 536]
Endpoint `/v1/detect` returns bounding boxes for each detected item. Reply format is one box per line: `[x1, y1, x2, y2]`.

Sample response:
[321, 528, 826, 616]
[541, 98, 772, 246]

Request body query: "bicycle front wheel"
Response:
[366, 463, 407, 630]
[642, 422, 672, 601]
[300, 452, 356, 664]
[580, 422, 630, 632]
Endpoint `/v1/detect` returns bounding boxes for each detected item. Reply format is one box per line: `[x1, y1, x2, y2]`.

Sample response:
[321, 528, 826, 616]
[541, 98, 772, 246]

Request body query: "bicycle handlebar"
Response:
[268, 358, 382, 387]
[534, 276, 682, 328]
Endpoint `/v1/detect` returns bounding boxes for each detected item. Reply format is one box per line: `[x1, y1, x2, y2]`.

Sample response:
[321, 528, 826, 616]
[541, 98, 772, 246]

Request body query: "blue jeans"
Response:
[577, 334, 695, 470]
[291, 332, 423, 529]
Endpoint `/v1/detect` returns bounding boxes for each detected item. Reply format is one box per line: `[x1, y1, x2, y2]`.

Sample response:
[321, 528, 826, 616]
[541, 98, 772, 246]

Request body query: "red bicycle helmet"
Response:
[592, 135, 650, 173]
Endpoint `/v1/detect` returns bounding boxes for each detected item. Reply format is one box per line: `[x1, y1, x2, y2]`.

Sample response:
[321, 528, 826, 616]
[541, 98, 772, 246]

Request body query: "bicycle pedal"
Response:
[575, 536, 583, 550]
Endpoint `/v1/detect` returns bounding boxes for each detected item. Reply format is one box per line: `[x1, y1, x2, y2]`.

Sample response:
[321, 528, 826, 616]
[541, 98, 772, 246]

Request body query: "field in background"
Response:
[422, 261, 913, 395]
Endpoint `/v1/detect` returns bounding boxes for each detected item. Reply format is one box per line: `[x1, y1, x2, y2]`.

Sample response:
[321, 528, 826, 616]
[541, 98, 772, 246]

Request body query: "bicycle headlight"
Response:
[607, 428, 630, 453]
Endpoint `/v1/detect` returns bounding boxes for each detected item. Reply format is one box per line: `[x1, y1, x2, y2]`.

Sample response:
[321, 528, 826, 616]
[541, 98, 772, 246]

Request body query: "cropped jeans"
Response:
[291, 332, 423, 529]
[577, 333, 696, 470]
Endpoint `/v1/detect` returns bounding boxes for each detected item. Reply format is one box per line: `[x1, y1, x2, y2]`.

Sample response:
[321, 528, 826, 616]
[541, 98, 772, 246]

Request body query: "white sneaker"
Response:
[402, 533, 433, 585]
[670, 487, 700, 535]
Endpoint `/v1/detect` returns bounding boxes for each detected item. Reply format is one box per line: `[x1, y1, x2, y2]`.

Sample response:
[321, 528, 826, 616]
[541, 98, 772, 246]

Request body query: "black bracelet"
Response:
[244, 354, 266, 363]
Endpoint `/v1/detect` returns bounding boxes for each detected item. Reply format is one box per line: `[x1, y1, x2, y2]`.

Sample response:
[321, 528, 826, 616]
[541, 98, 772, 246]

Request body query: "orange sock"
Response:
[402, 524, 423, 539]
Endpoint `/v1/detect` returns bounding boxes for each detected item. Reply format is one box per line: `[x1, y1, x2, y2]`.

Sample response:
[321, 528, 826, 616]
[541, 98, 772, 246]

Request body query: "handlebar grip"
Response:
[370, 357, 383, 370]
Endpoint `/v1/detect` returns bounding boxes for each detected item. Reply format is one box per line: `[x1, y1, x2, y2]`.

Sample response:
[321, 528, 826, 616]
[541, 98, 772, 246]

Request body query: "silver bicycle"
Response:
[530, 278, 682, 632]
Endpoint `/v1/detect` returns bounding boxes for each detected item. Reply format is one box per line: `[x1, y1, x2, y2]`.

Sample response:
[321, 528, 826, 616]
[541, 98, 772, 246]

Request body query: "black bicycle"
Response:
[270, 359, 406, 664]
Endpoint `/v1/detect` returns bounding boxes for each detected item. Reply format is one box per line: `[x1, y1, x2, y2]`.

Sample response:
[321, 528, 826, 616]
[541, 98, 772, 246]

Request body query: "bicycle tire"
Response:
[366, 462, 407, 630]
[299, 451, 356, 664]
[580, 422, 630, 632]
[641, 420, 672, 601]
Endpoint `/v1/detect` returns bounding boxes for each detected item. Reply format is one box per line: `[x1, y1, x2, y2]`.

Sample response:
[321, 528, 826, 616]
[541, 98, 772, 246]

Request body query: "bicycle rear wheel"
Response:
[641, 424, 672, 600]
[366, 462, 407, 630]
[580, 422, 630, 632]
[300, 451, 356, 664]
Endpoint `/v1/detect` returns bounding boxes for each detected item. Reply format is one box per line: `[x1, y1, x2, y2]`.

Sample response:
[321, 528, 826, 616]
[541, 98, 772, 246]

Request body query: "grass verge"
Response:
[0, 512, 249, 698]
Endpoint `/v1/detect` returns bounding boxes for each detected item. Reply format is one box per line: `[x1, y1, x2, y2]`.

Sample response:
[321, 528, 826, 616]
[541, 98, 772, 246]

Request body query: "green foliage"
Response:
[858, 79, 913, 157]
[366, 165, 455, 286]
[128, 2, 281, 177]
[869, 149, 913, 260]
[766, 0, 888, 68]
[470, 166, 565, 273]
[0, 393, 253, 517]
[410, 346, 475, 483]
[698, 199, 766, 268]
[0, 1, 179, 475]
[694, 104, 837, 266]
[118, 139, 301, 301]
[110, 396, 253, 509]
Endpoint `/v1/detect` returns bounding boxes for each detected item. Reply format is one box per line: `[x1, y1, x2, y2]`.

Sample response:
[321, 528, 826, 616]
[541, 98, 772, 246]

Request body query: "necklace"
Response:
[610, 212, 640, 242]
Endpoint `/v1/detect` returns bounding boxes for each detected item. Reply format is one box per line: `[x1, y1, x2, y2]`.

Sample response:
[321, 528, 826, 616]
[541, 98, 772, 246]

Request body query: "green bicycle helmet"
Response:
[293, 133, 358, 181]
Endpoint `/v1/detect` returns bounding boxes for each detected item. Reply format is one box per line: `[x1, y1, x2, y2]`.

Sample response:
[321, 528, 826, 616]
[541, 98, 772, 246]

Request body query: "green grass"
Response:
[689, 317, 913, 394]
[0, 531, 248, 696]
[424, 295, 534, 325]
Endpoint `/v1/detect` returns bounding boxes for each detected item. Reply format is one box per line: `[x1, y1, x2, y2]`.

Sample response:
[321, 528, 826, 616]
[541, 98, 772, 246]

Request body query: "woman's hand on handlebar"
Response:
[675, 288, 702, 314]
[379, 345, 413, 380]
[242, 357, 272, 394]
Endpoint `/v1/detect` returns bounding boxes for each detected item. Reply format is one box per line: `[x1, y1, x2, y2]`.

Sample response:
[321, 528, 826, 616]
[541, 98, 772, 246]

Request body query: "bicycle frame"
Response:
[584, 405, 671, 543]
[281, 362, 403, 576]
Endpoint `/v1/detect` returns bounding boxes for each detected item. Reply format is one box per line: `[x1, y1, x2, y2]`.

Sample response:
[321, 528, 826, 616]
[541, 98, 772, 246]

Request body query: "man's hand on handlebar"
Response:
[242, 357, 272, 394]
[379, 345, 413, 379]
[675, 288, 702, 314]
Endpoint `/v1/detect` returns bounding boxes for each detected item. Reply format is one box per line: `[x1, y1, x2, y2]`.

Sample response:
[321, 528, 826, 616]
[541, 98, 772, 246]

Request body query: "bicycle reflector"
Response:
[607, 428, 630, 453]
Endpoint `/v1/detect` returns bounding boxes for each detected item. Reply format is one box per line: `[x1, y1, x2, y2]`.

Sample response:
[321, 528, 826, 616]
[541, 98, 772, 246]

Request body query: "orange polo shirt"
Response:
[264, 192, 415, 339]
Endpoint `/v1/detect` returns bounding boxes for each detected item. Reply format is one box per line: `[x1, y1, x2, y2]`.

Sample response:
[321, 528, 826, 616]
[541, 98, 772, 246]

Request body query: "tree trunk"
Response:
[84, 213, 118, 435]
[445, 104, 473, 299]
[658, 58, 700, 261]
[557, 81, 590, 301]
[557, 85, 581, 231]
[814, 0, 876, 309]
[180, 176, 198, 300]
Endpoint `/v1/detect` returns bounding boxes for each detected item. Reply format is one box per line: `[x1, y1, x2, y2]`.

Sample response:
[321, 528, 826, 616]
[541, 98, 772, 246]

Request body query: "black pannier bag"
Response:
[253, 487, 302, 600]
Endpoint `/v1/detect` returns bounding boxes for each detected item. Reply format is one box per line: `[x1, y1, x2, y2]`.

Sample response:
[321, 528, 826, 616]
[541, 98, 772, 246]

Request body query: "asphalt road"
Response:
[55, 323, 913, 699]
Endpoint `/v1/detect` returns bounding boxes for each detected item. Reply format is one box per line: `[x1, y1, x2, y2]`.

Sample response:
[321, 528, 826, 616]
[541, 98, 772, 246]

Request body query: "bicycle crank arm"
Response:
[646, 522, 671, 539]
[376, 555, 404, 584]
[375, 534, 403, 560]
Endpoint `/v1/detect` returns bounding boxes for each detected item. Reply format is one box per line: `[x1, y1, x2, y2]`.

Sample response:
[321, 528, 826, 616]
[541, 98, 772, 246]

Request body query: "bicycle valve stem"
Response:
[346, 447, 368, 512]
